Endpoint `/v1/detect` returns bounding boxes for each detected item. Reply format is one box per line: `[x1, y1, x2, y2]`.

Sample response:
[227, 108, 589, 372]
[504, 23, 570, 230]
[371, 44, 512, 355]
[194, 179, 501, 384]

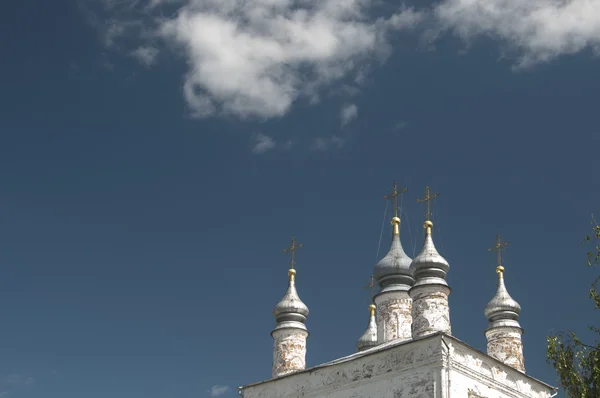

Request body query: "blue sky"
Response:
[0, 0, 599, 397]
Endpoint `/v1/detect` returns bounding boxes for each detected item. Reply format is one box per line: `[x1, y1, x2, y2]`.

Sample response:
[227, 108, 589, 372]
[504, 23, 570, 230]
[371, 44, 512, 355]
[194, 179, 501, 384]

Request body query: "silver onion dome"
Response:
[410, 221, 450, 287]
[273, 269, 309, 325]
[356, 304, 378, 352]
[373, 217, 414, 291]
[485, 266, 521, 328]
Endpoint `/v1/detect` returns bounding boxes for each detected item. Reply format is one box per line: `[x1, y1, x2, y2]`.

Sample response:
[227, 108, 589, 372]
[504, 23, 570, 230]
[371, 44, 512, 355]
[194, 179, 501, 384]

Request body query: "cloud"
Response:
[395, 121, 408, 130]
[0, 374, 35, 398]
[2, 375, 34, 387]
[160, 2, 423, 118]
[312, 135, 345, 151]
[131, 45, 159, 66]
[340, 103, 358, 127]
[208, 385, 230, 397]
[87, 0, 600, 121]
[252, 133, 276, 154]
[432, 0, 600, 68]
[86, 0, 423, 118]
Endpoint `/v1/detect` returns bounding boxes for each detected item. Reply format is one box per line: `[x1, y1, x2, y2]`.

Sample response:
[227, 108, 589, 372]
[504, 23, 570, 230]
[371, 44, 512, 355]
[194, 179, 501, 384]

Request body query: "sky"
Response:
[0, 0, 599, 397]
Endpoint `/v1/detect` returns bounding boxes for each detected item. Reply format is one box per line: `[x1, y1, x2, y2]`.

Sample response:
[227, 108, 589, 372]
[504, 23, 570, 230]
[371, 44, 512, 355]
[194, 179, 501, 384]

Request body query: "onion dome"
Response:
[485, 265, 521, 328]
[356, 304, 378, 351]
[373, 217, 414, 292]
[410, 221, 450, 287]
[273, 269, 309, 326]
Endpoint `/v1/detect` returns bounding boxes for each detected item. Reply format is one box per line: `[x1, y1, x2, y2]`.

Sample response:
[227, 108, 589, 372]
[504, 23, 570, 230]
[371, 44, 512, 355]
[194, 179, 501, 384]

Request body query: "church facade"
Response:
[238, 185, 557, 398]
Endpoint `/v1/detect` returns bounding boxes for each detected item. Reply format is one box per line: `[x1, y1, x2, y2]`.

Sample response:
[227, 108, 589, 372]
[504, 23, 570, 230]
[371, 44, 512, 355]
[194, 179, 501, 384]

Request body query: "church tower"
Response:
[240, 188, 557, 398]
[271, 237, 309, 378]
[373, 182, 415, 344]
[485, 235, 525, 372]
[409, 186, 452, 338]
[356, 304, 378, 352]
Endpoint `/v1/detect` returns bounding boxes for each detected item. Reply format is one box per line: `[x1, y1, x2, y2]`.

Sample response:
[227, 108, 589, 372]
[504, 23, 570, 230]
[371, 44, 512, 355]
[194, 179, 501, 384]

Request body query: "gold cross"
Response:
[283, 236, 303, 270]
[416, 186, 440, 221]
[363, 274, 375, 302]
[488, 234, 510, 267]
[384, 181, 408, 218]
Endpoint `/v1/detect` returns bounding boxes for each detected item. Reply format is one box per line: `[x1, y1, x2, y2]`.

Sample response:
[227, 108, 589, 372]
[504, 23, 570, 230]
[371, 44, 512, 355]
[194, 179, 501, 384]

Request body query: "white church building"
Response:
[238, 185, 557, 398]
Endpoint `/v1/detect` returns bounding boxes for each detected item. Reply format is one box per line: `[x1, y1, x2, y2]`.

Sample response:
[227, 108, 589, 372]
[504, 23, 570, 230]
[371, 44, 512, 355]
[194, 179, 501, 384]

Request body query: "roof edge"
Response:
[239, 332, 442, 390]
[239, 332, 558, 393]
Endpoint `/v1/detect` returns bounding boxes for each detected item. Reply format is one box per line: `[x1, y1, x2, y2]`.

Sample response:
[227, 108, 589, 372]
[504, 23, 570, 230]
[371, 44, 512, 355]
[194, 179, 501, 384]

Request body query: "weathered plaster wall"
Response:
[374, 291, 412, 343]
[411, 285, 451, 338]
[485, 327, 525, 373]
[447, 338, 548, 398]
[272, 329, 308, 378]
[244, 335, 554, 398]
[246, 336, 444, 398]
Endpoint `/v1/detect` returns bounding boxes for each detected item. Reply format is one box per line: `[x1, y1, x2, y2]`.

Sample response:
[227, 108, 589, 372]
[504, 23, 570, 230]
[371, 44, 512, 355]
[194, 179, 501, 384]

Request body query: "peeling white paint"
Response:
[374, 291, 412, 344]
[272, 329, 308, 378]
[486, 327, 525, 373]
[411, 285, 451, 338]
[243, 334, 553, 398]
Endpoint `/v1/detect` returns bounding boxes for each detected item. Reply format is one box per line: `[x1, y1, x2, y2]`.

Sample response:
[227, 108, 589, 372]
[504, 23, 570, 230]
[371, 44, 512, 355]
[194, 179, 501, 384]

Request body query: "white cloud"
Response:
[432, 0, 600, 68]
[252, 133, 276, 154]
[88, 0, 600, 121]
[340, 103, 358, 127]
[132, 45, 159, 66]
[312, 135, 346, 151]
[208, 385, 230, 397]
[158, 2, 424, 118]
[2, 375, 34, 387]
[395, 121, 408, 130]
[0, 374, 35, 398]
[88, 0, 423, 118]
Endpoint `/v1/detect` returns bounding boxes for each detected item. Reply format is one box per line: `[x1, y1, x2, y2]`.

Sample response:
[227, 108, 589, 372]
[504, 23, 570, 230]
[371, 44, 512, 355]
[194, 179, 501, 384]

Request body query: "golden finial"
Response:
[488, 234, 510, 278]
[283, 237, 303, 280]
[369, 304, 376, 317]
[384, 181, 408, 235]
[416, 186, 439, 232]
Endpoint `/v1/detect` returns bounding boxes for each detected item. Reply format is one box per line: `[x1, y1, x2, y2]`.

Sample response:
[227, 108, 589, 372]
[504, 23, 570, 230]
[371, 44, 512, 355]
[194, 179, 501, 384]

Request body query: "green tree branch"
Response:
[547, 215, 600, 398]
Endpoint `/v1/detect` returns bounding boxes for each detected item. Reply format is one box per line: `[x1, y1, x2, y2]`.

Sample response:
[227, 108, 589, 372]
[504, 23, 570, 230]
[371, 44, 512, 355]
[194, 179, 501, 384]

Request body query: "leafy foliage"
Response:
[547, 216, 600, 397]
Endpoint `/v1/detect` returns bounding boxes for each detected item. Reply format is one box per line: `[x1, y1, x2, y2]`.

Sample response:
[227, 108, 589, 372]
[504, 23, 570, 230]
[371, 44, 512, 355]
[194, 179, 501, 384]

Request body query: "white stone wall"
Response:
[411, 285, 451, 338]
[247, 336, 444, 398]
[272, 329, 308, 378]
[485, 327, 525, 373]
[374, 291, 412, 344]
[243, 334, 554, 398]
[448, 338, 548, 398]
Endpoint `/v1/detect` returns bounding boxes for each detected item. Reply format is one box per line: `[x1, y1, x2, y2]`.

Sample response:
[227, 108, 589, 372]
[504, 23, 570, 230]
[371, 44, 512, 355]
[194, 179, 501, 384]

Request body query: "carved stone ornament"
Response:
[468, 387, 486, 398]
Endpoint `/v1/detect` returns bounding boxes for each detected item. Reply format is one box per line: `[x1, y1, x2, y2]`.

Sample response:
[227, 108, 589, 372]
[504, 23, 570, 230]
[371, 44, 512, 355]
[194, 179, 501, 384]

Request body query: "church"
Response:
[238, 185, 557, 398]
